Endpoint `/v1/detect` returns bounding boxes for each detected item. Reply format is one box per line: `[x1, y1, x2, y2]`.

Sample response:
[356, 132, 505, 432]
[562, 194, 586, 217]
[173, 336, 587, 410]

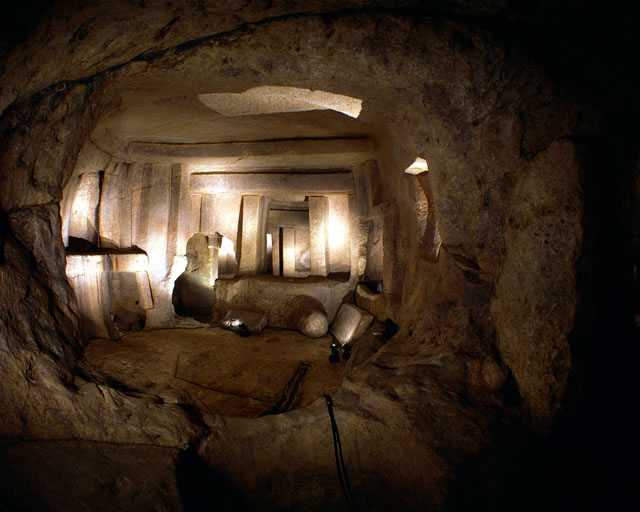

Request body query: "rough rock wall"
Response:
[0, 1, 617, 509]
[0, 70, 200, 447]
[492, 139, 583, 428]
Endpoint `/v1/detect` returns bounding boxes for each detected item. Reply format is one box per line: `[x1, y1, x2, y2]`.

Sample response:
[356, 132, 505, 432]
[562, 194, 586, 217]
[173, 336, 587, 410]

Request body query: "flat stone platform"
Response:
[85, 327, 346, 418]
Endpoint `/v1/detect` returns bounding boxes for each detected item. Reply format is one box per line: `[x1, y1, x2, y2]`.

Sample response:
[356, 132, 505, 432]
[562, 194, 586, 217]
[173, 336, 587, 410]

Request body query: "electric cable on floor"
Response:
[323, 394, 359, 512]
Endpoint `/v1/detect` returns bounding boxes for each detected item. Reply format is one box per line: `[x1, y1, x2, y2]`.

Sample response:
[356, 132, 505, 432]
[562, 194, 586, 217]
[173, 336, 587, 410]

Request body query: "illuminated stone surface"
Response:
[221, 309, 267, 334]
[126, 138, 375, 169]
[66, 252, 153, 339]
[237, 195, 264, 275]
[288, 295, 330, 338]
[309, 196, 330, 276]
[198, 86, 363, 118]
[190, 171, 356, 195]
[0, 1, 633, 510]
[327, 194, 351, 274]
[330, 303, 374, 345]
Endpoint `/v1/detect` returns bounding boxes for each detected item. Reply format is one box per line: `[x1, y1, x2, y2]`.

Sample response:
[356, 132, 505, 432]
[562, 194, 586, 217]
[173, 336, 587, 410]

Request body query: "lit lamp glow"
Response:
[266, 233, 273, 255]
[218, 236, 236, 275]
[328, 215, 347, 251]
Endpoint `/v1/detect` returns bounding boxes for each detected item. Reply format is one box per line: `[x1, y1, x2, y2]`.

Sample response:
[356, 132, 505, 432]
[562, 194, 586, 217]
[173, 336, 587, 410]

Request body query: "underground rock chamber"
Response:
[61, 76, 386, 418]
[1, 2, 637, 511]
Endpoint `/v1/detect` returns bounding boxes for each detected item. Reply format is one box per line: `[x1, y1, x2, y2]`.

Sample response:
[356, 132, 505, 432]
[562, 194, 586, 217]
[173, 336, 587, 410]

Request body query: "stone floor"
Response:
[85, 327, 347, 417]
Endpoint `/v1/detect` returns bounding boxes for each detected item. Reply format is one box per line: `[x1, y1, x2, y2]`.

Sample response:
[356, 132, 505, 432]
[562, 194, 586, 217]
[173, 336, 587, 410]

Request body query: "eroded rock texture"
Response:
[492, 139, 584, 428]
[0, 0, 636, 510]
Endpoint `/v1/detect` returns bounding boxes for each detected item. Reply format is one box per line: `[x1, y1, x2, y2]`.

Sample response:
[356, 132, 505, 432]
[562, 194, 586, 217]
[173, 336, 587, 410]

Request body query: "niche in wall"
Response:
[364, 217, 384, 292]
[266, 200, 311, 278]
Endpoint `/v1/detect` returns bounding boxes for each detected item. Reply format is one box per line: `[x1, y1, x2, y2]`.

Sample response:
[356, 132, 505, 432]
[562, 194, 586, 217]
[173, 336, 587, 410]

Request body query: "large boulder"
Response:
[287, 295, 329, 338]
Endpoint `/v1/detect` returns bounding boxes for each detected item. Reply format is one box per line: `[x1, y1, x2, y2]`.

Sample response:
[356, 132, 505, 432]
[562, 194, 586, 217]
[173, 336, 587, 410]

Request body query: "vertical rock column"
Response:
[166, 163, 192, 296]
[200, 194, 216, 234]
[327, 194, 351, 275]
[97, 162, 123, 248]
[309, 196, 329, 276]
[117, 163, 136, 248]
[67, 172, 102, 246]
[190, 193, 202, 233]
[130, 163, 172, 326]
[237, 195, 264, 275]
[271, 228, 281, 276]
[281, 227, 297, 277]
[213, 195, 242, 275]
[207, 232, 222, 285]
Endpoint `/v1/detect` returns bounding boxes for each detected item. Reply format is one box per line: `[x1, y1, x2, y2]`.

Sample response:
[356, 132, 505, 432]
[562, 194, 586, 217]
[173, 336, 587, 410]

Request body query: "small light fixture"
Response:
[329, 343, 340, 363]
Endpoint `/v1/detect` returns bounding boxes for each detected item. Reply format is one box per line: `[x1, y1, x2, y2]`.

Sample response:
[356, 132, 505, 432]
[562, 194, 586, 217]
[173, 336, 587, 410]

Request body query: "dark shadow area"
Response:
[176, 444, 249, 512]
[65, 239, 148, 256]
[446, 133, 639, 512]
[0, 0, 55, 52]
[172, 272, 215, 321]
[0, 440, 182, 512]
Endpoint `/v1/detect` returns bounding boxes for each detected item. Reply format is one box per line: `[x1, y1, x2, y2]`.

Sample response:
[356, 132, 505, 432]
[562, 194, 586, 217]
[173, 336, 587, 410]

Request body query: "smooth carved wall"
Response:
[61, 157, 365, 336]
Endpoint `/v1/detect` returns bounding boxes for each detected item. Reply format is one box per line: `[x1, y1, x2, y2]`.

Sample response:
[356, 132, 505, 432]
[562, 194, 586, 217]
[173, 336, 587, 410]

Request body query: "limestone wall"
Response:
[0, 2, 632, 509]
[61, 156, 366, 333]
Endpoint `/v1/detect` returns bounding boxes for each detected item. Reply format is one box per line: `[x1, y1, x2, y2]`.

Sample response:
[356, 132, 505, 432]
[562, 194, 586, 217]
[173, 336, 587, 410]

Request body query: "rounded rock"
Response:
[298, 309, 329, 338]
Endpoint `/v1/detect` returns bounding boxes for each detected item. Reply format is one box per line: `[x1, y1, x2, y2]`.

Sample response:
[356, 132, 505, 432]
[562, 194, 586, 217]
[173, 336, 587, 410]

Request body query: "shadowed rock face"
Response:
[0, 1, 637, 510]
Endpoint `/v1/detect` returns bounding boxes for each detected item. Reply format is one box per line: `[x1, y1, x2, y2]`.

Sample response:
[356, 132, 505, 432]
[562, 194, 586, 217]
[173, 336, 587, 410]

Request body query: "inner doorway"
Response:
[266, 200, 311, 278]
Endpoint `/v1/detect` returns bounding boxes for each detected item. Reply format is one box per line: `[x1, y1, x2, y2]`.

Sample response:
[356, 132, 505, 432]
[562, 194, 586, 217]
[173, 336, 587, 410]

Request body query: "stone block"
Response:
[133, 138, 374, 169]
[214, 275, 351, 327]
[118, 164, 136, 248]
[212, 195, 242, 275]
[190, 194, 202, 233]
[185, 233, 213, 275]
[330, 303, 373, 345]
[190, 171, 355, 195]
[65, 252, 153, 339]
[207, 232, 223, 249]
[327, 194, 351, 274]
[221, 309, 267, 334]
[281, 227, 296, 278]
[308, 196, 329, 276]
[270, 228, 281, 276]
[97, 166, 121, 248]
[200, 194, 216, 234]
[294, 227, 310, 274]
[267, 209, 309, 228]
[238, 195, 264, 274]
[68, 172, 101, 245]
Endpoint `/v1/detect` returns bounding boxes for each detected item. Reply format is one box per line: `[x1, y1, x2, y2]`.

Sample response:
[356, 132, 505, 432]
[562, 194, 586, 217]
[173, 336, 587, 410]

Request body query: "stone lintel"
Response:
[127, 138, 375, 168]
[267, 209, 309, 229]
[190, 172, 355, 195]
